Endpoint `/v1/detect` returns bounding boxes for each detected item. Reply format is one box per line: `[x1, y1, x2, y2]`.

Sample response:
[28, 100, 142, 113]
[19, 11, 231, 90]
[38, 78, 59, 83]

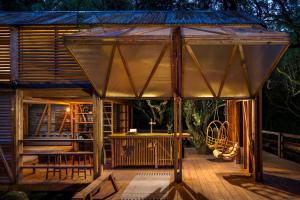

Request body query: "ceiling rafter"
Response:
[103, 44, 116, 98]
[217, 45, 238, 97]
[117, 45, 138, 98]
[139, 43, 169, 98]
[119, 27, 136, 36]
[185, 44, 217, 97]
[185, 27, 230, 36]
[238, 45, 252, 96]
[127, 27, 168, 36]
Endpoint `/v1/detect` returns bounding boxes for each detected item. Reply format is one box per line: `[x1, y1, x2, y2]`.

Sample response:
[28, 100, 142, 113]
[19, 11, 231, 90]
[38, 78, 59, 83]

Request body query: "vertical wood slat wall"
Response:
[111, 136, 174, 167]
[0, 27, 10, 83]
[0, 91, 15, 183]
[18, 25, 88, 83]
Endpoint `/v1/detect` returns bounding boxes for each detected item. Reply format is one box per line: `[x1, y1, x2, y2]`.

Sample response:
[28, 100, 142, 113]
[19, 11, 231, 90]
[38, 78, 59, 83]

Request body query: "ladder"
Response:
[103, 101, 113, 161]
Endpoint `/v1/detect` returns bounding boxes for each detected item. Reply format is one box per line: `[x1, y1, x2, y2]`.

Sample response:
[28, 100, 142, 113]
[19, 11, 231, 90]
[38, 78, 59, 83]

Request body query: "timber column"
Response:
[254, 90, 263, 182]
[171, 27, 183, 183]
[93, 94, 104, 178]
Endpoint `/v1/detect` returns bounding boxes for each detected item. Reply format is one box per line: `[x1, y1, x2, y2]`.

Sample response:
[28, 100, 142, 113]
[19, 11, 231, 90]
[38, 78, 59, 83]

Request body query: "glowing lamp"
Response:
[66, 107, 70, 112]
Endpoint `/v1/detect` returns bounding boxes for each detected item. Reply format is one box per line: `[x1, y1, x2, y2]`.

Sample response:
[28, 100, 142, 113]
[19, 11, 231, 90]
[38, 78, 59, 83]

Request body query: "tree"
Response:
[183, 100, 225, 149]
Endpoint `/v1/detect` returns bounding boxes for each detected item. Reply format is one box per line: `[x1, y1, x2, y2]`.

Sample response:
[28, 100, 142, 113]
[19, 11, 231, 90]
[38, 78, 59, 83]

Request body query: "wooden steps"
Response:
[72, 172, 118, 200]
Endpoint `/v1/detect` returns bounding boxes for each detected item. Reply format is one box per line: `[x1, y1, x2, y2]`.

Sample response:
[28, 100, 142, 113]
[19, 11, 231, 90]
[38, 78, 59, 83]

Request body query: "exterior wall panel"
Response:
[0, 90, 15, 183]
[18, 25, 89, 84]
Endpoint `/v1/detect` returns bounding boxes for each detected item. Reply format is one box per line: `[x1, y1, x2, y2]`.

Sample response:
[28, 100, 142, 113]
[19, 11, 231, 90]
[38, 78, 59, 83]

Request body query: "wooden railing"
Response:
[262, 130, 300, 162]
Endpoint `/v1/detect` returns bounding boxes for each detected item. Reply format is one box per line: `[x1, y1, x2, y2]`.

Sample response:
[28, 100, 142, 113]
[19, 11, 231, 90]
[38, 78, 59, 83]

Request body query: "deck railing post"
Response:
[279, 133, 283, 158]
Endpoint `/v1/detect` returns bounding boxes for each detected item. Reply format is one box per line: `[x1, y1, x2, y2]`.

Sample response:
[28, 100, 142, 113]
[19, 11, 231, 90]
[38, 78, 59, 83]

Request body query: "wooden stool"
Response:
[46, 155, 61, 180]
[72, 155, 87, 179]
[84, 154, 93, 175]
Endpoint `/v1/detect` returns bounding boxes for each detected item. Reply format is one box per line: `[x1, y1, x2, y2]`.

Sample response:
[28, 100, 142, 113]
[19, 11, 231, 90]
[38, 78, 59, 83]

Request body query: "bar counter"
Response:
[110, 133, 190, 168]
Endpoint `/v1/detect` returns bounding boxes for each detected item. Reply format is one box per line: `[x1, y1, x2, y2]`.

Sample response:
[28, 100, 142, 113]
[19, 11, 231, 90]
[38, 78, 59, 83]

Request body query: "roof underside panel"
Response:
[0, 11, 263, 25]
[65, 26, 289, 99]
[67, 44, 113, 96]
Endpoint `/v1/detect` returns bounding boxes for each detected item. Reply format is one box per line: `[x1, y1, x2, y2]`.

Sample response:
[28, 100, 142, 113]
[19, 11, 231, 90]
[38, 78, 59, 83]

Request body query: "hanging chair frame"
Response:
[206, 120, 229, 150]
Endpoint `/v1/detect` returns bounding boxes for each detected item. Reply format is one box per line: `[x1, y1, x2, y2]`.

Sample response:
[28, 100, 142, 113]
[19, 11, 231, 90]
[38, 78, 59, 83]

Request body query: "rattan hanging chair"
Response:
[213, 139, 239, 161]
[206, 120, 223, 149]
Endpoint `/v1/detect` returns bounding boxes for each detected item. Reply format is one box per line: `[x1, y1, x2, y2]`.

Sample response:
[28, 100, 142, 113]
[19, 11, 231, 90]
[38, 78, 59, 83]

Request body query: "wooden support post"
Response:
[254, 91, 263, 182]
[15, 89, 23, 183]
[10, 27, 19, 83]
[23, 104, 28, 136]
[171, 26, 183, 183]
[242, 101, 248, 171]
[93, 94, 104, 178]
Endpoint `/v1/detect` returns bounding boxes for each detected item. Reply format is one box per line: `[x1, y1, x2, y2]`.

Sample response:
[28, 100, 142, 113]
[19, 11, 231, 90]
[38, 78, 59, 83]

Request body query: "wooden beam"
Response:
[35, 104, 48, 136]
[186, 27, 230, 35]
[218, 45, 238, 97]
[103, 45, 116, 98]
[58, 112, 68, 134]
[139, 44, 169, 97]
[23, 98, 71, 105]
[238, 45, 252, 96]
[117, 45, 138, 97]
[185, 45, 217, 97]
[0, 146, 14, 182]
[48, 104, 51, 135]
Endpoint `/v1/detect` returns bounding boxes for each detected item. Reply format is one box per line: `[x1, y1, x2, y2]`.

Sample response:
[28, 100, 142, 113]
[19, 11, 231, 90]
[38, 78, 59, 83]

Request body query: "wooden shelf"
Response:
[20, 138, 93, 142]
[20, 165, 93, 169]
[21, 151, 93, 156]
[75, 131, 93, 134]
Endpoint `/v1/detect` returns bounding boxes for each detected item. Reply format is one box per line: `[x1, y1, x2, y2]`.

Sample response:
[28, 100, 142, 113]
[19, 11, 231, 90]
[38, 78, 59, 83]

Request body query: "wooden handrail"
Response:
[262, 130, 300, 158]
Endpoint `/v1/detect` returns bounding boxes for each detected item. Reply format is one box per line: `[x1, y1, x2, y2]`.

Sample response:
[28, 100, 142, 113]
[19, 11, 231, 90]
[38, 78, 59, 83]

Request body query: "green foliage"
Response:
[133, 100, 173, 131]
[1, 191, 29, 200]
[183, 100, 225, 149]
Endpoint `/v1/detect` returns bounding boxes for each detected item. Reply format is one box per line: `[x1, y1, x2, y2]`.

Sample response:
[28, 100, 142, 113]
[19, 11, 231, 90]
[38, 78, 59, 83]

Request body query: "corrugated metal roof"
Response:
[0, 10, 263, 26]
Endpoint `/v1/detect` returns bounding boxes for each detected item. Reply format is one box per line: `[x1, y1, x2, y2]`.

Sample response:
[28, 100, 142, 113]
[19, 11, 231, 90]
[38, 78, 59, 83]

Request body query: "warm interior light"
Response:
[66, 107, 70, 112]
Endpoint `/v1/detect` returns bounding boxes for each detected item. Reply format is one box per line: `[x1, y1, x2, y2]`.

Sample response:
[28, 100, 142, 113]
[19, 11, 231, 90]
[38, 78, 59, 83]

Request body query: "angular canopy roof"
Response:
[0, 11, 262, 26]
[65, 25, 289, 99]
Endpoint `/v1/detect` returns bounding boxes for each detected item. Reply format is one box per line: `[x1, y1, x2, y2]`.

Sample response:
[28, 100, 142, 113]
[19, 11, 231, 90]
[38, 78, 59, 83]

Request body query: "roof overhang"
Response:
[64, 25, 289, 99]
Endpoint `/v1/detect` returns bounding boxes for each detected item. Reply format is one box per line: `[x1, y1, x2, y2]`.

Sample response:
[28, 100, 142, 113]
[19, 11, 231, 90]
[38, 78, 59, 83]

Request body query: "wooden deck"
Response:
[94, 148, 300, 200]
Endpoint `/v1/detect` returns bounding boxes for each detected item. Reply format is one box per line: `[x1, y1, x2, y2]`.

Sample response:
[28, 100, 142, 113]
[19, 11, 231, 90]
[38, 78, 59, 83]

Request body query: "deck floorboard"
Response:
[96, 148, 300, 200]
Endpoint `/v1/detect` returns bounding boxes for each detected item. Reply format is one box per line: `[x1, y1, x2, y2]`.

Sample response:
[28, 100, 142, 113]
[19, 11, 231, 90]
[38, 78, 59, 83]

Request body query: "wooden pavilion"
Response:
[0, 11, 291, 195]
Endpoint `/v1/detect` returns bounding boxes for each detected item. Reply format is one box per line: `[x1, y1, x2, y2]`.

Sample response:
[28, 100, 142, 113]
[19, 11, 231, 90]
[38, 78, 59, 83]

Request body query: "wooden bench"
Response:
[72, 172, 118, 200]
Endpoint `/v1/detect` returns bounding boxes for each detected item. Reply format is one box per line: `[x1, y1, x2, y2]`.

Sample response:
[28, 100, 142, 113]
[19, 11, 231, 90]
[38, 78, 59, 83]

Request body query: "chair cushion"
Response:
[213, 149, 222, 158]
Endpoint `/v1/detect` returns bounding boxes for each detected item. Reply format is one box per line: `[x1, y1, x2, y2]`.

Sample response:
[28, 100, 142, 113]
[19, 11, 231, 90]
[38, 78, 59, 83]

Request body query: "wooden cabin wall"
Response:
[18, 25, 89, 84]
[0, 27, 11, 83]
[0, 90, 15, 183]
